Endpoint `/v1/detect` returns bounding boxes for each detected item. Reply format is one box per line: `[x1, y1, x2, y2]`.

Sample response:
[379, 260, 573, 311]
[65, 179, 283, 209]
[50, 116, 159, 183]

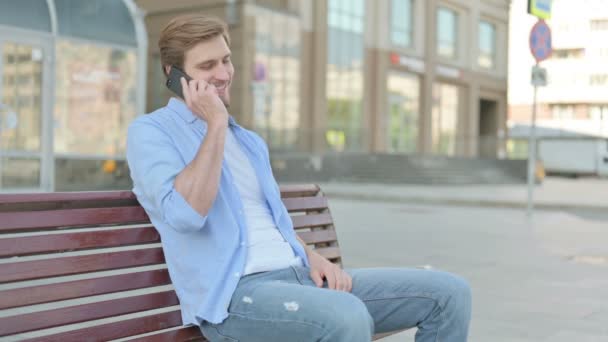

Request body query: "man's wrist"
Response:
[207, 119, 228, 133]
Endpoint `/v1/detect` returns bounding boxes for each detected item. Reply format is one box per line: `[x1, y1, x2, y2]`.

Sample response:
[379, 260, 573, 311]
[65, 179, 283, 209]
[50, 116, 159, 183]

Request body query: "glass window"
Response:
[437, 7, 457, 59]
[551, 105, 574, 119]
[391, 0, 413, 48]
[432, 83, 459, 156]
[251, 8, 301, 152]
[54, 39, 137, 157]
[1, 42, 44, 152]
[54, 0, 137, 46]
[590, 19, 608, 31]
[326, 0, 365, 152]
[478, 21, 496, 69]
[590, 74, 608, 86]
[1, 157, 40, 188]
[387, 72, 420, 153]
[0, 0, 51, 32]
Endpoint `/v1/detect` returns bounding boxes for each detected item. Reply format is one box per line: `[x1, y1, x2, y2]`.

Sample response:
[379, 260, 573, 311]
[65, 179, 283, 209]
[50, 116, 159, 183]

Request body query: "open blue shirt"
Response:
[126, 98, 309, 325]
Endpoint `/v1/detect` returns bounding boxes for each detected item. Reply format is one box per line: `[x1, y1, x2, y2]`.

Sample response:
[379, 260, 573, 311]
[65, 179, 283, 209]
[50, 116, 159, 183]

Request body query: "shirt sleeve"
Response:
[127, 119, 208, 233]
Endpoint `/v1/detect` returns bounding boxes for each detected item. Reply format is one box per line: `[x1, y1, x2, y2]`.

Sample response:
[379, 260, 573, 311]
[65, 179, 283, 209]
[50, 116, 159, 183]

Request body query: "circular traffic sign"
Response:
[529, 19, 552, 63]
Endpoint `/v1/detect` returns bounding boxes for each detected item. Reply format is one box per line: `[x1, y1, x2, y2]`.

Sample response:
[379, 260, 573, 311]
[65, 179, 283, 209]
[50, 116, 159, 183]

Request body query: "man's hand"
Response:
[308, 249, 352, 292]
[181, 77, 228, 130]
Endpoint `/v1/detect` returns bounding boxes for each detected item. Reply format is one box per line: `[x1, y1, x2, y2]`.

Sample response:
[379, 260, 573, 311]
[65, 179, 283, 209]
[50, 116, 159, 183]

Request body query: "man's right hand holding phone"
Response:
[180, 77, 229, 131]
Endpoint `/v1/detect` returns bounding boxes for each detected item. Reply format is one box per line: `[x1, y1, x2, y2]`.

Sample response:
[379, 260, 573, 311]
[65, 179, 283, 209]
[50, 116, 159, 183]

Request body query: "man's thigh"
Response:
[292, 266, 469, 334]
[200, 267, 371, 342]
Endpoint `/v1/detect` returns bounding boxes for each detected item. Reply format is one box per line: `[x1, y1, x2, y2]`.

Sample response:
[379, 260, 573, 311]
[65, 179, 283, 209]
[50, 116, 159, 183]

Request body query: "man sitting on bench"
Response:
[126, 14, 471, 342]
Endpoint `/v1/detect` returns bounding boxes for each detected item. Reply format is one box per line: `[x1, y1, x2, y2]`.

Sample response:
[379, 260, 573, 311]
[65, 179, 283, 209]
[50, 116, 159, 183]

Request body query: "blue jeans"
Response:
[200, 266, 471, 342]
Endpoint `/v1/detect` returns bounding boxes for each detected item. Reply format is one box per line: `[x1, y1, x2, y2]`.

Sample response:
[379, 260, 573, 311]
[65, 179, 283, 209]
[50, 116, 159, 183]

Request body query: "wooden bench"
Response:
[0, 184, 402, 341]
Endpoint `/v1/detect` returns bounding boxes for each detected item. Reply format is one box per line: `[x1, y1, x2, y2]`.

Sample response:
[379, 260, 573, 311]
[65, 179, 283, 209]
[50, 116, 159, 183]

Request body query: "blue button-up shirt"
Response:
[126, 98, 309, 325]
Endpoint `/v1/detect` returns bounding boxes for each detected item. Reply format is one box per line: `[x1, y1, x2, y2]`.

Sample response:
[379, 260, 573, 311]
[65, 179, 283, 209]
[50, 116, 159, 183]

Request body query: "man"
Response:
[127, 14, 471, 342]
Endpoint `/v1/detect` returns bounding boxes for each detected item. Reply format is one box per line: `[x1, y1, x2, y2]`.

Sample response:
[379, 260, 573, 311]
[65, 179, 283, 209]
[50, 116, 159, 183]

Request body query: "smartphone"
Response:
[166, 66, 192, 99]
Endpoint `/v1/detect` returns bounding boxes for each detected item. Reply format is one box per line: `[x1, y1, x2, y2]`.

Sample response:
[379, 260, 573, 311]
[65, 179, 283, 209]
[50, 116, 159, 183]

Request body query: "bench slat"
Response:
[126, 326, 206, 342]
[0, 190, 136, 205]
[291, 213, 333, 229]
[314, 246, 341, 260]
[0, 206, 150, 232]
[297, 230, 338, 245]
[279, 184, 320, 198]
[0, 248, 165, 283]
[22, 309, 184, 342]
[127, 326, 401, 342]
[283, 197, 328, 212]
[0, 226, 160, 257]
[0, 269, 170, 310]
[0, 291, 179, 336]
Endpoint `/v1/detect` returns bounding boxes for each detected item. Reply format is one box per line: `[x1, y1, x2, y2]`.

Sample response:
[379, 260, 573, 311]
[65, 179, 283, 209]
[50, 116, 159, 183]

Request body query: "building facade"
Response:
[0, 0, 510, 192]
[139, 0, 510, 158]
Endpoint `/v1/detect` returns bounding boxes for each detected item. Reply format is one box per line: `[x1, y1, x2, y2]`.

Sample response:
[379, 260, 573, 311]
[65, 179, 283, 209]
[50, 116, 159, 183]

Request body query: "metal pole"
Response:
[527, 67, 539, 217]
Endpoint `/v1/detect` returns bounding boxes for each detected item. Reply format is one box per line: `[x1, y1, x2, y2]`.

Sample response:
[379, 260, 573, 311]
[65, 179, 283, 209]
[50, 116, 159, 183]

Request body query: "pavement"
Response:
[317, 176, 608, 212]
[327, 196, 608, 342]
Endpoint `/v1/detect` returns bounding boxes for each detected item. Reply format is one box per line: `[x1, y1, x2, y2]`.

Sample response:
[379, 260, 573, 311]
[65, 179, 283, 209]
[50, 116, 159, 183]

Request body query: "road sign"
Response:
[531, 65, 547, 86]
[528, 0, 552, 20]
[529, 20, 552, 63]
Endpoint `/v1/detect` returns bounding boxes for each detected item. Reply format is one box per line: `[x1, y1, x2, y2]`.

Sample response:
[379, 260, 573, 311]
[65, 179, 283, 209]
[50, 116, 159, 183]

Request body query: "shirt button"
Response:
[234, 272, 241, 278]
[240, 241, 246, 247]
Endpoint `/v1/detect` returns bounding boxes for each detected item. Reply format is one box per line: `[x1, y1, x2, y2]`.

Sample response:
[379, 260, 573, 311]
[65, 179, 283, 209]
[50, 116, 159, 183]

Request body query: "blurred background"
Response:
[1, 0, 606, 191]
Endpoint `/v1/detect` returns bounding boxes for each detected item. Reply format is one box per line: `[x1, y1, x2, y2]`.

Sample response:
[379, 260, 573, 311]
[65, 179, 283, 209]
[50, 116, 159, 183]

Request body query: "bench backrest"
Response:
[0, 184, 340, 341]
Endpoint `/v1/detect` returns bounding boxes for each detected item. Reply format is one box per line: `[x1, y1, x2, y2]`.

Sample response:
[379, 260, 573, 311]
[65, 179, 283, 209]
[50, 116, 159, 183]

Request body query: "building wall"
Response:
[137, 0, 510, 158]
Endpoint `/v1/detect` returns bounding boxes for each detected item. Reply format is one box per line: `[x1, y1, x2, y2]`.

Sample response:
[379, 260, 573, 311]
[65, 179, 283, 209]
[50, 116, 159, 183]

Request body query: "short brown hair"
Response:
[158, 14, 230, 77]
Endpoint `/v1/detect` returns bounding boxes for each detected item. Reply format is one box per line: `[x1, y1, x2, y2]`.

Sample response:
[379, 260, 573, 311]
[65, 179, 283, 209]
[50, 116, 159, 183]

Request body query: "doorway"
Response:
[0, 29, 53, 191]
[478, 98, 498, 158]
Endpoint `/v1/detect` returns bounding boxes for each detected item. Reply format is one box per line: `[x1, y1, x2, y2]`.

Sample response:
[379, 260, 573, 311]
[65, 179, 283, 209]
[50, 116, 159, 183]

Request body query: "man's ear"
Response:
[164, 65, 171, 76]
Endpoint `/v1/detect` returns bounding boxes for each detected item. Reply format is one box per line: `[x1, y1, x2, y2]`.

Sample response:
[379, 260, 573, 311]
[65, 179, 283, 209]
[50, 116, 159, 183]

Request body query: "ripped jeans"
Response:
[200, 266, 471, 342]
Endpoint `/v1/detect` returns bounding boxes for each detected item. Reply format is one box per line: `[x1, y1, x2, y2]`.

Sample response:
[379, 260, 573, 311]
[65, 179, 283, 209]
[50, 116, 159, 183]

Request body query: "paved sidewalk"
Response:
[318, 177, 608, 211]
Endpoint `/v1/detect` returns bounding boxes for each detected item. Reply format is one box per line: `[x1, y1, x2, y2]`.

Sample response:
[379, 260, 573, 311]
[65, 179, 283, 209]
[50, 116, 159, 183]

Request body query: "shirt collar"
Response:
[167, 97, 238, 127]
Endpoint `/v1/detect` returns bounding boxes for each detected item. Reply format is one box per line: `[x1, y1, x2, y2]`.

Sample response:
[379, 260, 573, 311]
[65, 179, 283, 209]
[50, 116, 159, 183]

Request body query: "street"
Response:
[329, 198, 608, 342]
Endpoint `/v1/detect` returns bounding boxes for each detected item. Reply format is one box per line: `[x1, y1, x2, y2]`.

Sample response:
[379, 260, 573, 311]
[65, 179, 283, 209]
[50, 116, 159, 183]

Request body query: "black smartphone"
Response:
[166, 66, 192, 99]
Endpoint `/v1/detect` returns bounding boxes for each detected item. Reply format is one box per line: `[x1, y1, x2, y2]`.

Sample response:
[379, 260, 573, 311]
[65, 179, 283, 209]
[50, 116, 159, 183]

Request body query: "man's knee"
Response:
[437, 272, 472, 316]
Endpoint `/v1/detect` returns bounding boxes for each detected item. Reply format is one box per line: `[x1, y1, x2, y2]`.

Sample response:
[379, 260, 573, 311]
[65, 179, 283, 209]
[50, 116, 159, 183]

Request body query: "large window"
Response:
[437, 7, 457, 59]
[387, 72, 419, 153]
[327, 0, 365, 152]
[54, 40, 137, 157]
[251, 8, 301, 152]
[0, 0, 144, 192]
[432, 83, 459, 155]
[391, 0, 413, 48]
[478, 20, 496, 69]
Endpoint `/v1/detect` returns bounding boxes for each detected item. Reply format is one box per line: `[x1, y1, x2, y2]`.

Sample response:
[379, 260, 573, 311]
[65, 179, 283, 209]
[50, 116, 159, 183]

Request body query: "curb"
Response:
[323, 191, 608, 212]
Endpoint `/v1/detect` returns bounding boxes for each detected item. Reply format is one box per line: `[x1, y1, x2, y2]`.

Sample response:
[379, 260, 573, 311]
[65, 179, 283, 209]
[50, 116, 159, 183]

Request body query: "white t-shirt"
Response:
[223, 128, 302, 275]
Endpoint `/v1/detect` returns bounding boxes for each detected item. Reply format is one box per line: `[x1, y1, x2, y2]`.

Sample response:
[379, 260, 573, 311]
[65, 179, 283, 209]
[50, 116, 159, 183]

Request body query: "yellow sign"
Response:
[528, 0, 552, 20]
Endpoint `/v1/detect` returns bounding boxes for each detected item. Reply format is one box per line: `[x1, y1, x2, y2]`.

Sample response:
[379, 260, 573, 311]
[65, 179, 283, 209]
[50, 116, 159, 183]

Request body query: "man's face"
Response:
[182, 35, 234, 107]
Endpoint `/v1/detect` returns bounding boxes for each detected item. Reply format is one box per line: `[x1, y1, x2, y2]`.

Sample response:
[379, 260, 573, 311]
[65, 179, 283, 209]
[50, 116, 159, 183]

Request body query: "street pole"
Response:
[527, 66, 539, 217]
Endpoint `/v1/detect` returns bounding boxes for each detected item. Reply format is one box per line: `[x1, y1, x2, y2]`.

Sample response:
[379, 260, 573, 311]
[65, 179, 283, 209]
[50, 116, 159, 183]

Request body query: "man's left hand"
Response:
[308, 250, 352, 292]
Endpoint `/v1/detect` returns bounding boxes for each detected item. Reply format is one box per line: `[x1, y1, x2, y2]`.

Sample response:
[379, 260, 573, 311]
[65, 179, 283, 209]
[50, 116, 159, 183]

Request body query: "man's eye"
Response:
[223, 58, 231, 64]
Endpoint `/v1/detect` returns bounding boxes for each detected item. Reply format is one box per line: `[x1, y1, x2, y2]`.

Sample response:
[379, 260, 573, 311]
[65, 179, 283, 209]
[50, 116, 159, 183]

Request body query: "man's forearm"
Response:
[174, 124, 226, 216]
[297, 235, 320, 259]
